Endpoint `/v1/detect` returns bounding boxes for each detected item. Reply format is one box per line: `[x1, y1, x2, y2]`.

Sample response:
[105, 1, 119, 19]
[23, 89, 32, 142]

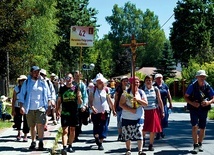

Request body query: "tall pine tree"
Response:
[154, 42, 176, 80]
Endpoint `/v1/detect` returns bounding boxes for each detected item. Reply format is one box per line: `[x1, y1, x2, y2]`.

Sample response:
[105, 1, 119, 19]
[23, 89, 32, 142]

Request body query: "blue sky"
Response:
[88, 0, 179, 39]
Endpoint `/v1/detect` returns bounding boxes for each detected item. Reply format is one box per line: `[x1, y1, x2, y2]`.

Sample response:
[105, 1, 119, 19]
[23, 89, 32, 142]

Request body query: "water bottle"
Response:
[168, 108, 172, 114]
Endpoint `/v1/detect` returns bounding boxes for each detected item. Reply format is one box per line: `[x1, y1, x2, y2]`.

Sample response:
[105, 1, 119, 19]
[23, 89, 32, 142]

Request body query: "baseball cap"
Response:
[30, 66, 40, 72]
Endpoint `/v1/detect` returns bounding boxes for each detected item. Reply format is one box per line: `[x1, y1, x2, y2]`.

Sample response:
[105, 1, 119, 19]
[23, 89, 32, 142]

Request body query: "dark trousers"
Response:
[91, 113, 109, 139]
[14, 107, 29, 133]
[75, 108, 85, 139]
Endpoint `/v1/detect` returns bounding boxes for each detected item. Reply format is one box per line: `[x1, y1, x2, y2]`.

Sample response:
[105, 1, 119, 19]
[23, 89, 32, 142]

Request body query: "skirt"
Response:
[143, 108, 162, 133]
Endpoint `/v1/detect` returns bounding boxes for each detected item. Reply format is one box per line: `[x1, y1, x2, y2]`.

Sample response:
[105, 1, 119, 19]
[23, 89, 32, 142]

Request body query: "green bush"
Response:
[208, 108, 214, 120]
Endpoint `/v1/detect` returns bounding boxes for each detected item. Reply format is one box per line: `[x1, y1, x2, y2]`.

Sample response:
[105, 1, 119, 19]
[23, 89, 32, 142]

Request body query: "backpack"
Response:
[187, 81, 211, 111]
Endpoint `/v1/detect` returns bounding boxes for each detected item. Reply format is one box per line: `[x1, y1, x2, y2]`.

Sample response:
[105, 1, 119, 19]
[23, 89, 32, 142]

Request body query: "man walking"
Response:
[73, 70, 88, 141]
[19, 66, 52, 150]
[184, 70, 214, 154]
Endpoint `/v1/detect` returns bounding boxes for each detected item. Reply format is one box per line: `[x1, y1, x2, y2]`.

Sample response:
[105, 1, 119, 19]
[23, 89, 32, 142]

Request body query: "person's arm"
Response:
[56, 96, 62, 117]
[166, 85, 173, 109]
[184, 84, 201, 108]
[119, 94, 136, 114]
[156, 89, 165, 117]
[89, 89, 97, 114]
[133, 90, 148, 107]
[11, 89, 17, 116]
[114, 91, 119, 111]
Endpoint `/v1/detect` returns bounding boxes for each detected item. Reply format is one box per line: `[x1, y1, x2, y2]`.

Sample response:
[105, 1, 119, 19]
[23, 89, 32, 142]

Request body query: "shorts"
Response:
[190, 109, 208, 129]
[26, 108, 46, 127]
[61, 112, 79, 127]
[122, 118, 144, 141]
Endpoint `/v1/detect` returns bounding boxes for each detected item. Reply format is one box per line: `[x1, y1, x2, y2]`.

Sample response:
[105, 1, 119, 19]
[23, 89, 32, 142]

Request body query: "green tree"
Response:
[154, 41, 176, 80]
[53, 0, 98, 76]
[21, 0, 59, 71]
[170, 0, 214, 66]
[0, 0, 32, 79]
[106, 2, 165, 76]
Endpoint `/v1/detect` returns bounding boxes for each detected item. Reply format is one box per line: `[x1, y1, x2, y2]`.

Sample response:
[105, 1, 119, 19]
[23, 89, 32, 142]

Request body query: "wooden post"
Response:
[122, 35, 146, 108]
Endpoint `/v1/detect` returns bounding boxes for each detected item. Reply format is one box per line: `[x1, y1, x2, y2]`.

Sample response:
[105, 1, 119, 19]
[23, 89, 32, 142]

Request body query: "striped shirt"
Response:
[143, 86, 158, 110]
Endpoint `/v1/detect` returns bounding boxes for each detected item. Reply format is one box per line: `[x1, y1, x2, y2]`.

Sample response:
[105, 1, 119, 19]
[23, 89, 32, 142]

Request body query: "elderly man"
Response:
[184, 70, 214, 154]
[19, 66, 52, 151]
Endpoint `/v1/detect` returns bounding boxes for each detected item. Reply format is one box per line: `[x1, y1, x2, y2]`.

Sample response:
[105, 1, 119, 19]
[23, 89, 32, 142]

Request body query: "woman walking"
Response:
[142, 75, 164, 151]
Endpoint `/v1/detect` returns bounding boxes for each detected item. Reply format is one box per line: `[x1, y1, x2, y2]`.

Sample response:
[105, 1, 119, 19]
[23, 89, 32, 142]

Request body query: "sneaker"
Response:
[23, 137, 28, 142]
[98, 144, 104, 150]
[38, 141, 44, 151]
[192, 144, 199, 154]
[61, 149, 67, 155]
[67, 146, 75, 153]
[155, 133, 160, 140]
[148, 144, 154, 151]
[126, 150, 131, 155]
[16, 136, 21, 141]
[117, 135, 122, 141]
[198, 142, 203, 152]
[160, 132, 165, 138]
[138, 151, 146, 155]
[29, 141, 36, 150]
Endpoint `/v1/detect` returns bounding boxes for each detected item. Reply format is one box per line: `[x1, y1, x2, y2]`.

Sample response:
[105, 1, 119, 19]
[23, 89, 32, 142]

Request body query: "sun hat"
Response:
[93, 73, 108, 84]
[40, 69, 47, 76]
[155, 73, 163, 79]
[0, 95, 8, 102]
[196, 70, 207, 77]
[30, 66, 40, 72]
[50, 73, 56, 77]
[17, 75, 27, 81]
[88, 82, 94, 87]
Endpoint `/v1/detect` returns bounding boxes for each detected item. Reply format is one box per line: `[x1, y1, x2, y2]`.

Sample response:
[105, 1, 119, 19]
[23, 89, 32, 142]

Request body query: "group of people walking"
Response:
[10, 66, 214, 155]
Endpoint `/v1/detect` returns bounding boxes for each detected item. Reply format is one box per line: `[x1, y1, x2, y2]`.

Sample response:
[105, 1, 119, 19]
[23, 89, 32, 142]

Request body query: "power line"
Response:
[160, 13, 174, 30]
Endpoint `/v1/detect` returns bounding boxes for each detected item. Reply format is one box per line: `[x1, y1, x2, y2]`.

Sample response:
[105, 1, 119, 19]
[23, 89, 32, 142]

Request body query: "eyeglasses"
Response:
[65, 76, 72, 80]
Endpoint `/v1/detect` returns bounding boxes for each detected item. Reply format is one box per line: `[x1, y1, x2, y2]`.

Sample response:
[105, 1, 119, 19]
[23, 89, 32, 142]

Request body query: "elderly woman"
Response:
[89, 73, 115, 150]
[11, 75, 29, 142]
[153, 73, 173, 139]
[119, 77, 148, 155]
[142, 75, 164, 151]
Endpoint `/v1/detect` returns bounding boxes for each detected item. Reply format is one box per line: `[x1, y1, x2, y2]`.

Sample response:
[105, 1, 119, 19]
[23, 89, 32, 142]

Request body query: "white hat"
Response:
[40, 69, 47, 76]
[196, 70, 207, 77]
[17, 75, 27, 82]
[121, 76, 128, 81]
[155, 73, 163, 79]
[93, 73, 108, 84]
[50, 73, 56, 77]
[0, 95, 8, 101]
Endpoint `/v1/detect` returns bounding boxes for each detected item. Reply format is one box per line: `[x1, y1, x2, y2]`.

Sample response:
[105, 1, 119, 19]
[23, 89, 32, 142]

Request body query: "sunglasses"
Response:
[65, 76, 72, 80]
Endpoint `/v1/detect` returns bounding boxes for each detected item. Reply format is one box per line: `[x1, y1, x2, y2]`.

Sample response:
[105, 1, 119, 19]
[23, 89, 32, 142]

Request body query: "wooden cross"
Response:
[122, 35, 146, 108]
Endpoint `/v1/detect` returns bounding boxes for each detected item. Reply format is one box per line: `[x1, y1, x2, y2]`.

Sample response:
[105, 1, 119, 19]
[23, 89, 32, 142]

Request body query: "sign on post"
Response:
[70, 26, 94, 47]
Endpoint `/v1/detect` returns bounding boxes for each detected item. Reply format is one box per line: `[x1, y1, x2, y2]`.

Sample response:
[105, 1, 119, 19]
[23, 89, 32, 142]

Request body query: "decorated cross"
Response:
[122, 35, 146, 108]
